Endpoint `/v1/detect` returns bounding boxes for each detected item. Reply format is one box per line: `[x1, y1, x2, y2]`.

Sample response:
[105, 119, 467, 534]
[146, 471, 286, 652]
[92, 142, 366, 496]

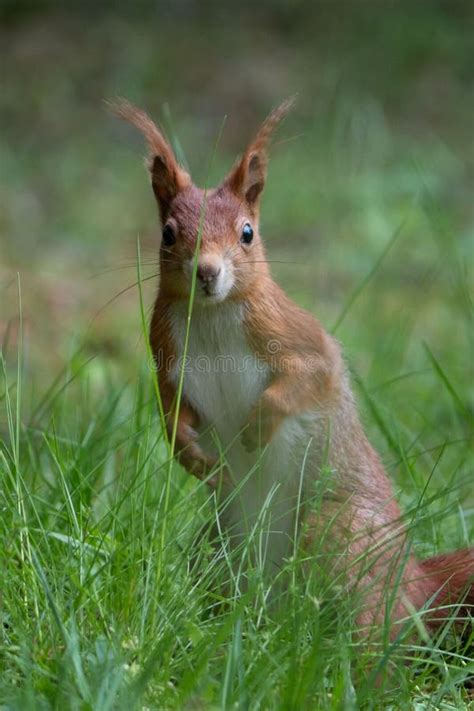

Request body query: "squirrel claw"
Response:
[241, 427, 259, 452]
[204, 463, 231, 490]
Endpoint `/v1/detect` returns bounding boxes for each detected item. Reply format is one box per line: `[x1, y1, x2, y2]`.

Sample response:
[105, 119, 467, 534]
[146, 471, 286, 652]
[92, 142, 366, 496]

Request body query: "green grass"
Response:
[1, 3, 473, 708]
[1, 244, 473, 708]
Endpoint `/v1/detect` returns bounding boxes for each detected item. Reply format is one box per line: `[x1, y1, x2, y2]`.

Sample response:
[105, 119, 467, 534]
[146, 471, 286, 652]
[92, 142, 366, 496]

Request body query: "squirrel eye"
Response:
[162, 224, 176, 247]
[241, 222, 254, 245]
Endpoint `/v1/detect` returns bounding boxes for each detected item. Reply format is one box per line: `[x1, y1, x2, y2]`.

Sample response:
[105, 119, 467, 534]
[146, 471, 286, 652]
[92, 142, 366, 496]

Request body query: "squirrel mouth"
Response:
[199, 285, 226, 303]
[202, 285, 218, 298]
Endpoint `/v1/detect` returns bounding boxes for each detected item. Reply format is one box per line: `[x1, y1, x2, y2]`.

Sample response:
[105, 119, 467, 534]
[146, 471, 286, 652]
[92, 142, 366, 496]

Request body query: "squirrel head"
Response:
[111, 98, 294, 304]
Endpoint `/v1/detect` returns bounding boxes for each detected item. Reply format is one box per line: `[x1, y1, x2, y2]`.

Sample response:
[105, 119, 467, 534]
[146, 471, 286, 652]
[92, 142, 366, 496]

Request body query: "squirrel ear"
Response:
[224, 97, 295, 209]
[108, 98, 191, 219]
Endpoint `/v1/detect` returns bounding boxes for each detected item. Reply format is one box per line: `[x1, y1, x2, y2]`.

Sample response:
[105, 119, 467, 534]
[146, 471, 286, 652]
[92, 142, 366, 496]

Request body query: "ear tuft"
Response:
[224, 96, 295, 209]
[247, 96, 296, 157]
[107, 97, 191, 218]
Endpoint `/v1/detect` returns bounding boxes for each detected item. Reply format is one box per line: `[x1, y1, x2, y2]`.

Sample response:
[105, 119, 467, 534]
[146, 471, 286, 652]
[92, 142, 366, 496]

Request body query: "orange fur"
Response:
[113, 98, 473, 638]
[109, 98, 191, 218]
[149, 296, 225, 488]
[419, 548, 474, 626]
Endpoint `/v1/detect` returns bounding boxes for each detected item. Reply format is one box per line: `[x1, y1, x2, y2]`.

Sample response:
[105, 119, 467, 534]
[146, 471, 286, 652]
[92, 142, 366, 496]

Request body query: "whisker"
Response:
[90, 273, 160, 321]
[89, 262, 160, 278]
[240, 260, 304, 265]
[160, 247, 178, 258]
[234, 268, 273, 277]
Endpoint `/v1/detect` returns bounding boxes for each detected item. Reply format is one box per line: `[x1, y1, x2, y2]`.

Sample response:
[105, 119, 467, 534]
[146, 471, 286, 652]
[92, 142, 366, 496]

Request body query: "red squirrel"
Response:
[113, 98, 473, 636]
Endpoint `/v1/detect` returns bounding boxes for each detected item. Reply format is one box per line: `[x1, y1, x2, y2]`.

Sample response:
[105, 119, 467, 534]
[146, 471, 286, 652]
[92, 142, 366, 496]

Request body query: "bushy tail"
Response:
[419, 547, 474, 629]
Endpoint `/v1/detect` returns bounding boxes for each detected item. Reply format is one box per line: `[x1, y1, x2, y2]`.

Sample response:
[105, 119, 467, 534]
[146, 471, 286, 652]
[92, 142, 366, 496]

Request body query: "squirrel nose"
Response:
[197, 263, 221, 284]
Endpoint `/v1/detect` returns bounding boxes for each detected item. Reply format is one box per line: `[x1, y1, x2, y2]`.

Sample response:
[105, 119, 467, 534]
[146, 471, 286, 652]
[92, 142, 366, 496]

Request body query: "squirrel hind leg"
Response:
[419, 547, 474, 630]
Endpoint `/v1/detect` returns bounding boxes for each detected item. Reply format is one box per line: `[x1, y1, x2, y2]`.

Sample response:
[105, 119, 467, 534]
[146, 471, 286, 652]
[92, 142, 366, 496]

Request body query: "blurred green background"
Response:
[1, 0, 473, 485]
[1, 3, 474, 705]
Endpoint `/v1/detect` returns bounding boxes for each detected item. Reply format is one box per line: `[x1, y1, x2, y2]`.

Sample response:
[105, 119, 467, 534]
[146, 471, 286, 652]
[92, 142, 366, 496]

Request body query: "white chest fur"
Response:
[168, 301, 269, 443]
[168, 300, 311, 573]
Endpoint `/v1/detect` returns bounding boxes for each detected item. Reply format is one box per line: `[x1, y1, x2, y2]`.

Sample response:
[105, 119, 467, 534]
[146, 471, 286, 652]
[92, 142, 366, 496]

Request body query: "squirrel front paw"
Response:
[185, 456, 231, 490]
[175, 431, 230, 490]
[207, 461, 232, 490]
[241, 400, 282, 452]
